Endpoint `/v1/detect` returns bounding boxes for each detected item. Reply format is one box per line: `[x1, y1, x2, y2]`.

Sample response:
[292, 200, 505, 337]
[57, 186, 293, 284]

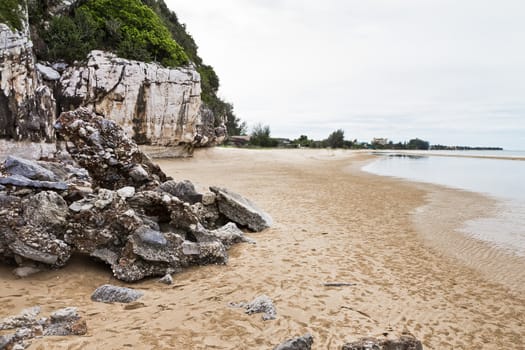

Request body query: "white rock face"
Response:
[0, 10, 56, 144]
[59, 50, 206, 147]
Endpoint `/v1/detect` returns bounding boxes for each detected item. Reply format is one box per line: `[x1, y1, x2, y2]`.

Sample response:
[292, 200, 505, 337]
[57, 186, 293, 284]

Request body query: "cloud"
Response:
[167, 0, 525, 149]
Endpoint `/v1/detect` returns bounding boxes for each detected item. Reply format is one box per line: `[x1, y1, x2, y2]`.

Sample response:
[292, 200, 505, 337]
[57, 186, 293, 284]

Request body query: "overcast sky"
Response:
[167, 0, 525, 149]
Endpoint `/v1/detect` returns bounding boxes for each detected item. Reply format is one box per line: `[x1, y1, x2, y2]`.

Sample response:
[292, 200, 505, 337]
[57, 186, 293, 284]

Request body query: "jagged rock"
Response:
[117, 186, 136, 199]
[231, 295, 277, 321]
[158, 274, 173, 285]
[210, 187, 272, 231]
[0, 306, 41, 330]
[0, 113, 269, 281]
[44, 307, 87, 336]
[13, 266, 42, 278]
[341, 335, 424, 350]
[0, 18, 56, 144]
[0, 174, 68, 190]
[202, 191, 216, 205]
[274, 334, 314, 350]
[159, 180, 202, 204]
[55, 107, 167, 189]
[209, 222, 256, 248]
[4, 155, 58, 181]
[35, 63, 60, 81]
[0, 306, 86, 349]
[91, 284, 144, 303]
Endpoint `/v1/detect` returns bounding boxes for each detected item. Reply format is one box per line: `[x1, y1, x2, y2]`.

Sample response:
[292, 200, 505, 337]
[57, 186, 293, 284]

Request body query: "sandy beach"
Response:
[1, 148, 524, 349]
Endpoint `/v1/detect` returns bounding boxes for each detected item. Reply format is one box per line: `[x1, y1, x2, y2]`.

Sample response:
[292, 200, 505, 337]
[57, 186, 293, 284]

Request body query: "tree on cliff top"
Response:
[40, 0, 188, 67]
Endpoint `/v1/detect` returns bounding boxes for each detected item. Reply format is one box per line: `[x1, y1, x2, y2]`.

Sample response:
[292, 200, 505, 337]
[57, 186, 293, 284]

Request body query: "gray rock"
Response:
[342, 336, 424, 350]
[129, 165, 149, 182]
[210, 222, 256, 248]
[117, 186, 136, 198]
[0, 306, 41, 330]
[210, 187, 272, 231]
[0, 174, 68, 190]
[135, 226, 167, 247]
[235, 295, 277, 321]
[23, 191, 68, 230]
[69, 199, 94, 212]
[274, 334, 314, 350]
[0, 184, 5, 190]
[9, 240, 59, 265]
[35, 63, 60, 81]
[91, 284, 144, 303]
[159, 180, 203, 204]
[202, 191, 216, 205]
[4, 156, 58, 181]
[158, 274, 173, 285]
[50, 307, 78, 322]
[13, 266, 42, 278]
[90, 248, 119, 266]
[94, 189, 115, 209]
[0, 333, 16, 349]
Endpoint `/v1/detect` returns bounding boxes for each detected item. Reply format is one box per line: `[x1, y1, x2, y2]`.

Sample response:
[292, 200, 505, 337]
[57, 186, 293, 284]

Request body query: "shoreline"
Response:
[1, 147, 524, 349]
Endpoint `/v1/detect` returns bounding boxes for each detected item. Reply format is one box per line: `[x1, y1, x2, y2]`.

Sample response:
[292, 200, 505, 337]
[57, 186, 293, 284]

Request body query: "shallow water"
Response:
[362, 153, 525, 256]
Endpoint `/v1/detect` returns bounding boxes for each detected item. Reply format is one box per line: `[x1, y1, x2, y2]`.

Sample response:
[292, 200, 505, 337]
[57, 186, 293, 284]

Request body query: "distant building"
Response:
[372, 138, 388, 146]
[229, 135, 251, 146]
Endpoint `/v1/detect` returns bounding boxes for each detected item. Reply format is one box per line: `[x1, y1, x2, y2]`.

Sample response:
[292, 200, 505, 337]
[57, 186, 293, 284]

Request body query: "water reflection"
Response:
[362, 154, 525, 256]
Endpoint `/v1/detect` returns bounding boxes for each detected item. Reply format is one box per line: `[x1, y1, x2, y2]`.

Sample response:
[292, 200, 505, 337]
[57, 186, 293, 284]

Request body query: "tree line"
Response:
[241, 125, 431, 150]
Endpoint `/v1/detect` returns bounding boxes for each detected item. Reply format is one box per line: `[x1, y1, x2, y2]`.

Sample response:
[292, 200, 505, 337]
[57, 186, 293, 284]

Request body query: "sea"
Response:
[362, 150, 525, 257]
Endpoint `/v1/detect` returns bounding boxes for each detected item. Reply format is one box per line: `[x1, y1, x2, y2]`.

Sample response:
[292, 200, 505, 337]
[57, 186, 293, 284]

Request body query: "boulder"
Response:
[342, 335, 424, 350]
[209, 222, 256, 248]
[159, 180, 202, 204]
[210, 187, 272, 231]
[91, 285, 144, 303]
[230, 295, 277, 321]
[54, 107, 167, 190]
[0, 174, 68, 190]
[274, 334, 314, 350]
[4, 156, 58, 181]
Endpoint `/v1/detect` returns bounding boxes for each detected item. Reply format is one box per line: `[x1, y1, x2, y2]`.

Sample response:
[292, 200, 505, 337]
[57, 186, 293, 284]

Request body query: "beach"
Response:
[1, 147, 524, 349]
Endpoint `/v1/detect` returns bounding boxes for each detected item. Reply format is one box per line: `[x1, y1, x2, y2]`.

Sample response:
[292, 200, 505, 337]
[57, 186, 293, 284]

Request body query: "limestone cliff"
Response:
[0, 14, 55, 144]
[0, 1, 226, 159]
[58, 50, 225, 148]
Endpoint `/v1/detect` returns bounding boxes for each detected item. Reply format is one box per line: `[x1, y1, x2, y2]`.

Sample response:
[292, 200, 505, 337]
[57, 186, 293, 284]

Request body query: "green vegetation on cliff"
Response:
[25, 0, 244, 134]
[40, 0, 188, 67]
[0, 0, 24, 31]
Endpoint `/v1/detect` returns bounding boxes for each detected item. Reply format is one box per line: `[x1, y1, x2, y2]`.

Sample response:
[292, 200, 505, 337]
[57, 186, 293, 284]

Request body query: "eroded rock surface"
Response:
[274, 334, 314, 350]
[211, 187, 273, 231]
[91, 285, 144, 303]
[0, 306, 87, 349]
[58, 50, 224, 149]
[0, 111, 270, 281]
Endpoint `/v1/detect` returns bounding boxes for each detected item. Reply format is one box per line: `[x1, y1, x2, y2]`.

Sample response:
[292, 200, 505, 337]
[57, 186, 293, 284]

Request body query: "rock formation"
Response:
[0, 9, 56, 156]
[0, 109, 271, 281]
[58, 50, 226, 149]
[0, 306, 87, 349]
[0, 1, 226, 160]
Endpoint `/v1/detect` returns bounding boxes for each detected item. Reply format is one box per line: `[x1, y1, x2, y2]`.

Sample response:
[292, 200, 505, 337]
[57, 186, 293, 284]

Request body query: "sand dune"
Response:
[1, 148, 524, 349]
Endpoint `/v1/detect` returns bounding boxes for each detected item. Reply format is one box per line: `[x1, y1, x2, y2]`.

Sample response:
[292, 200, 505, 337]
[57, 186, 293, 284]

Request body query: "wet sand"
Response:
[1, 148, 524, 349]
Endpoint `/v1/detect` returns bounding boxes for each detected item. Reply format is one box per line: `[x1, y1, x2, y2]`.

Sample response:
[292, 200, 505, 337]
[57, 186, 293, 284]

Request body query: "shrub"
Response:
[0, 0, 24, 31]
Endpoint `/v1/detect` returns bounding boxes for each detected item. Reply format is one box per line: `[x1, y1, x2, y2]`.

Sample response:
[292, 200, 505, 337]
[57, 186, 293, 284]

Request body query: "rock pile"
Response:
[0, 306, 87, 349]
[0, 108, 271, 281]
